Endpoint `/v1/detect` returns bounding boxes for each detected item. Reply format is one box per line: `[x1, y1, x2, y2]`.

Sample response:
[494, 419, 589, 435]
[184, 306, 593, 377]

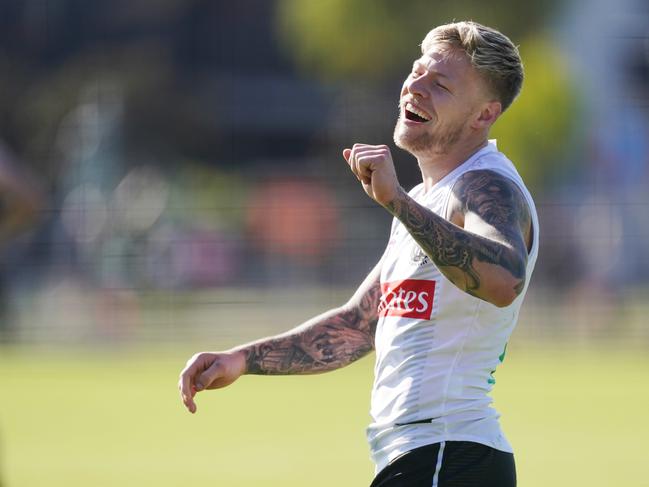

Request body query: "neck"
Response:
[416, 137, 489, 190]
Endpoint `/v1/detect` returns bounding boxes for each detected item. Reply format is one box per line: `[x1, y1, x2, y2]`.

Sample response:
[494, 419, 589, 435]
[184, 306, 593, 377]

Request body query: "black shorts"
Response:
[369, 441, 516, 487]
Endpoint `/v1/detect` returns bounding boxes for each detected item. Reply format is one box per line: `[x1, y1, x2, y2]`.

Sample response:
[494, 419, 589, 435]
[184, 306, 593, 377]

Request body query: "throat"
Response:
[418, 139, 489, 190]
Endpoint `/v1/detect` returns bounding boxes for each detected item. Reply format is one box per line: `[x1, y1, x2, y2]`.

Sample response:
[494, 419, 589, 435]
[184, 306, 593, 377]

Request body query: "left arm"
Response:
[385, 171, 530, 306]
[343, 144, 531, 307]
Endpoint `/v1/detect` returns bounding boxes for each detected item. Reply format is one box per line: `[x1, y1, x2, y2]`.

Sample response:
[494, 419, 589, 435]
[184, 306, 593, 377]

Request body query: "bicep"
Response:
[452, 170, 531, 261]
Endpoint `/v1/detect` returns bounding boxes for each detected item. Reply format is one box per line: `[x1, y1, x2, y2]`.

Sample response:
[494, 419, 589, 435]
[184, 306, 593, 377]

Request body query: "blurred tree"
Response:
[491, 36, 583, 189]
[277, 2, 581, 189]
[276, 0, 558, 80]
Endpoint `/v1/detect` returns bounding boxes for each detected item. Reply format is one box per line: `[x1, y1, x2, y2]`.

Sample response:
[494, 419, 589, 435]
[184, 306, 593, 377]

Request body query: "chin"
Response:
[395, 117, 468, 156]
[393, 125, 432, 155]
[393, 134, 413, 154]
[393, 122, 415, 151]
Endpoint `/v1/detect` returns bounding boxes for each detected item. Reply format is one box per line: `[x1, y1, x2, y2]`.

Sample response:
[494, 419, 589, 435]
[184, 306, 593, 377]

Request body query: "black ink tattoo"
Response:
[385, 170, 530, 301]
[244, 276, 382, 375]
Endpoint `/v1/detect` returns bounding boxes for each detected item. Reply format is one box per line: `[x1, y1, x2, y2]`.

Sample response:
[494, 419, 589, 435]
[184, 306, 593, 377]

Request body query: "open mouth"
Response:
[404, 102, 431, 123]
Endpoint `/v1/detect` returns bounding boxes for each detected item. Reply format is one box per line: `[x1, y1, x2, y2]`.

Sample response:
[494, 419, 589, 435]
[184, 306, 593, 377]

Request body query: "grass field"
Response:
[1, 343, 649, 486]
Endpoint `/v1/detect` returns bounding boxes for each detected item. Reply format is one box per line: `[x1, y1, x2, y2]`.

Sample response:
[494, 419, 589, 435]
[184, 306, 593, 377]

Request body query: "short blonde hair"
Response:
[422, 21, 524, 111]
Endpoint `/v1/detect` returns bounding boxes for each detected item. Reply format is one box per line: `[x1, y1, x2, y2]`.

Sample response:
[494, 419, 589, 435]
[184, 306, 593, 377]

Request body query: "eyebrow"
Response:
[413, 60, 451, 80]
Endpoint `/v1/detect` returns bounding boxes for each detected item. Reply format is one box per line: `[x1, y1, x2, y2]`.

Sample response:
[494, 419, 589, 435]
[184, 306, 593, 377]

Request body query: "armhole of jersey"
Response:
[527, 213, 536, 256]
[441, 185, 456, 222]
[508, 177, 539, 259]
[389, 216, 399, 237]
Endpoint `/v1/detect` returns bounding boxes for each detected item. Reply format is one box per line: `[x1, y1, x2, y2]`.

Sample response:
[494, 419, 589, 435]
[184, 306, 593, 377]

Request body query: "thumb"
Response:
[195, 360, 223, 391]
[342, 148, 352, 163]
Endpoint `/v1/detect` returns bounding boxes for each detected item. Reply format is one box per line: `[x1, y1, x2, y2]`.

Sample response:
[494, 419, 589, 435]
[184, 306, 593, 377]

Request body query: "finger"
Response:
[349, 144, 369, 165]
[179, 356, 205, 413]
[343, 149, 363, 181]
[347, 150, 365, 182]
[357, 165, 371, 185]
[348, 145, 382, 182]
[355, 155, 375, 182]
[352, 148, 386, 169]
[196, 360, 224, 392]
[178, 368, 197, 414]
[351, 143, 384, 162]
[356, 153, 385, 185]
[352, 143, 377, 151]
[351, 157, 363, 182]
[355, 148, 389, 160]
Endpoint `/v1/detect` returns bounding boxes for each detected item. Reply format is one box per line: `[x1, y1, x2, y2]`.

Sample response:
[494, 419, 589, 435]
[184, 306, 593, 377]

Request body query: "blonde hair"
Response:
[422, 21, 523, 111]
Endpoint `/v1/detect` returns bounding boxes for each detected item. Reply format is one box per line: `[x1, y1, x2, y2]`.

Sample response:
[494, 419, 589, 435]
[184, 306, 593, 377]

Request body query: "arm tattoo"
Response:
[244, 278, 382, 375]
[386, 170, 530, 299]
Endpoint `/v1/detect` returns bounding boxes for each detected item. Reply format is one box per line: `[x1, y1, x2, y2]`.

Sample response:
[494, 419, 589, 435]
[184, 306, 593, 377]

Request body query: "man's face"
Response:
[394, 43, 488, 156]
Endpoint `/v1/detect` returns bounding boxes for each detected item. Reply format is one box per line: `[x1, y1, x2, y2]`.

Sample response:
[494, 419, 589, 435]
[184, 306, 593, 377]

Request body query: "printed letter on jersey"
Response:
[378, 279, 436, 320]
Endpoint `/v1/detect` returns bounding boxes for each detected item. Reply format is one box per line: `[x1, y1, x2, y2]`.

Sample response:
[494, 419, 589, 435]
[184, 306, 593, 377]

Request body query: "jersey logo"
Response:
[378, 279, 436, 319]
[410, 246, 430, 266]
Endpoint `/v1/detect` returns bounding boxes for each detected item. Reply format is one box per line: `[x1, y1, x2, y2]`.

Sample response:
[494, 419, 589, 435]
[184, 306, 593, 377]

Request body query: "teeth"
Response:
[406, 102, 431, 121]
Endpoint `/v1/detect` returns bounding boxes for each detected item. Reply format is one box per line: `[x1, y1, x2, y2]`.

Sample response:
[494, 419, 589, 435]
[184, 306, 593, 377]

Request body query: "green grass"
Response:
[1, 344, 648, 486]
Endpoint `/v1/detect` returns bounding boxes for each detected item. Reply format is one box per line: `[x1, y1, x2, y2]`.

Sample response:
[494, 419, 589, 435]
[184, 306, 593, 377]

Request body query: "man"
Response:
[179, 21, 538, 487]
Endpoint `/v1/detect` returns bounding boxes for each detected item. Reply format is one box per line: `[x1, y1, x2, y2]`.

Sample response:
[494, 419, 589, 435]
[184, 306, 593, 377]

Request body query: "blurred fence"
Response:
[0, 0, 648, 347]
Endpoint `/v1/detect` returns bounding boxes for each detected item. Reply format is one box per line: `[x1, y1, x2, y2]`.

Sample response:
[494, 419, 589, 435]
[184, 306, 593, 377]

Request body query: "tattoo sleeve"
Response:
[385, 170, 531, 303]
[242, 265, 382, 375]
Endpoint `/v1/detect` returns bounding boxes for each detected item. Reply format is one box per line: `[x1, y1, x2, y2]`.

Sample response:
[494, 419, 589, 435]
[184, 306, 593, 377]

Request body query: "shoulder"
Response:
[449, 169, 532, 246]
[451, 170, 530, 218]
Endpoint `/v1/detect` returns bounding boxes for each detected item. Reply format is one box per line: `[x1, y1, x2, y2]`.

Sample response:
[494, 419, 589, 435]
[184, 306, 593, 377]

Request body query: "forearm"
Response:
[385, 187, 526, 304]
[236, 306, 377, 375]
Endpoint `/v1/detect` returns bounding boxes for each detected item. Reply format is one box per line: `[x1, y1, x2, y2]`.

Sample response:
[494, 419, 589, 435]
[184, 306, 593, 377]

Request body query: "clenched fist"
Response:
[342, 144, 402, 207]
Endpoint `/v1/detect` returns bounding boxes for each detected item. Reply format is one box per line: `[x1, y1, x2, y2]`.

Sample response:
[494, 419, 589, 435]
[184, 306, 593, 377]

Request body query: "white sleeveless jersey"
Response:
[367, 140, 540, 472]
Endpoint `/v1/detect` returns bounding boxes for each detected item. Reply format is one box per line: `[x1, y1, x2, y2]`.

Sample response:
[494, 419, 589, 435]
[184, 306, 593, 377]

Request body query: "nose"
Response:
[404, 72, 429, 99]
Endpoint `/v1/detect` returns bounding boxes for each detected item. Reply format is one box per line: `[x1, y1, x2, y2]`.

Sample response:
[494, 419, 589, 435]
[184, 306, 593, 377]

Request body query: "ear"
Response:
[471, 100, 502, 129]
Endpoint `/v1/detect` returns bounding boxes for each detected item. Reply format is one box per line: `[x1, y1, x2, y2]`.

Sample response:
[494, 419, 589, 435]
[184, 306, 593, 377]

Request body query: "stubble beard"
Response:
[393, 115, 466, 156]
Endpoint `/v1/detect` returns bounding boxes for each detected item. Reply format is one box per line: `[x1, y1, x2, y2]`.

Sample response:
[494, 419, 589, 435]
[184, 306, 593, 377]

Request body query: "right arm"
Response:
[178, 259, 383, 413]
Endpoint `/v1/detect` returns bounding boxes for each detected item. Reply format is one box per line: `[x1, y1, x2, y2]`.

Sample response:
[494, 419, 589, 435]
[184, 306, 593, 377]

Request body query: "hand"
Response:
[178, 349, 246, 414]
[342, 144, 401, 207]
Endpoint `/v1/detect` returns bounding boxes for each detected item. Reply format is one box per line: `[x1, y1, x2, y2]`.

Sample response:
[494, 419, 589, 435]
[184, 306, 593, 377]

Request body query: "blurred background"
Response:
[0, 0, 648, 486]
